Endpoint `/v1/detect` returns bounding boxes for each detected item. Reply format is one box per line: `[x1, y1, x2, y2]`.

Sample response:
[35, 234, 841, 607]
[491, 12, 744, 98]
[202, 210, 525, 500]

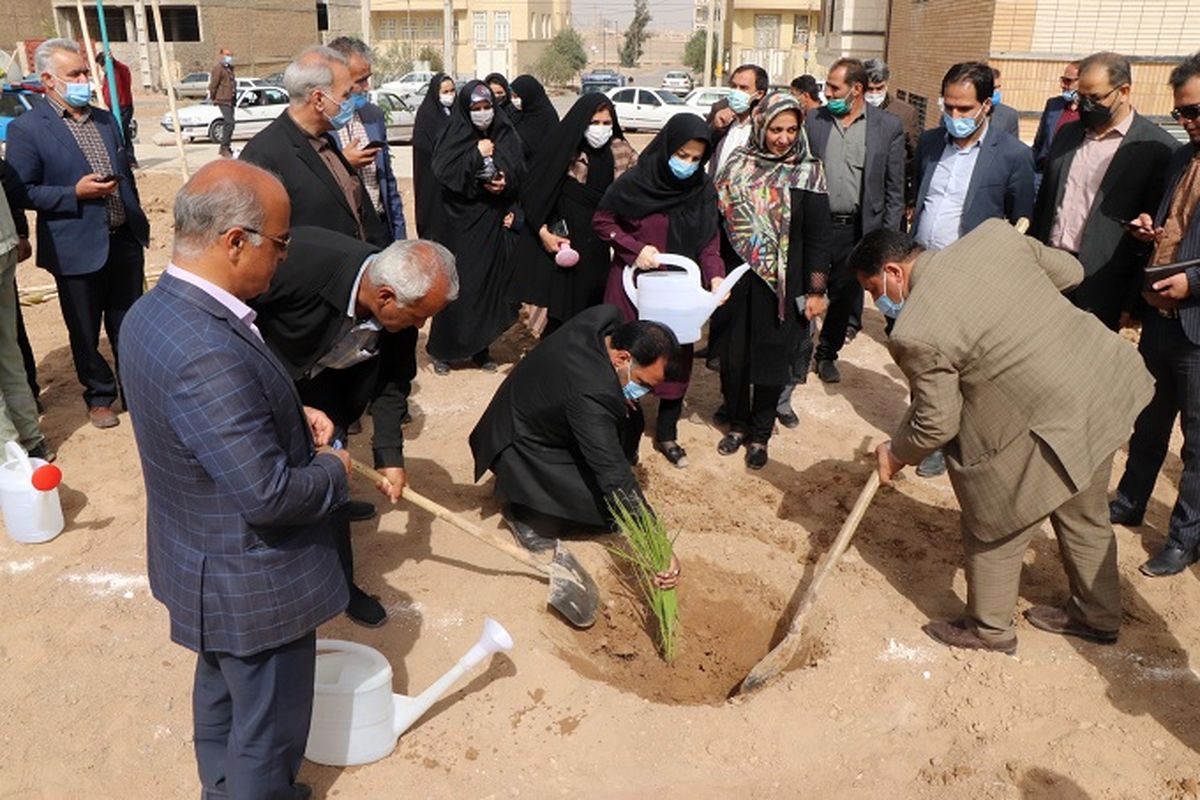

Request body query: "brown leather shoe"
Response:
[1024, 605, 1117, 644]
[88, 405, 120, 429]
[922, 618, 1017, 655]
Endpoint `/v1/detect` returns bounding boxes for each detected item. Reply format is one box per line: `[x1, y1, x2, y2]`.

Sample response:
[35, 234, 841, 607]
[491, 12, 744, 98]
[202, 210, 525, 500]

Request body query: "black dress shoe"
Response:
[346, 586, 387, 627]
[717, 431, 745, 456]
[816, 359, 841, 383]
[776, 409, 800, 429]
[501, 505, 557, 553]
[26, 443, 56, 463]
[654, 440, 688, 468]
[433, 360, 451, 375]
[343, 499, 377, 522]
[1140, 545, 1199, 577]
[1108, 499, 1145, 526]
[745, 444, 768, 470]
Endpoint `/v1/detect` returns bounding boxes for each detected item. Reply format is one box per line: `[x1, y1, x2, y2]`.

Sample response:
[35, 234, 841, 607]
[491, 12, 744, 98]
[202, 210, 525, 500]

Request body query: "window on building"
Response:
[495, 11, 510, 44]
[753, 14, 780, 50]
[793, 14, 809, 46]
[473, 11, 487, 44]
[422, 16, 439, 40]
[317, 2, 329, 32]
[147, 6, 201, 42]
[902, 92, 928, 127]
[81, 7, 130, 42]
[378, 17, 396, 40]
[453, 20, 461, 42]
[399, 20, 416, 40]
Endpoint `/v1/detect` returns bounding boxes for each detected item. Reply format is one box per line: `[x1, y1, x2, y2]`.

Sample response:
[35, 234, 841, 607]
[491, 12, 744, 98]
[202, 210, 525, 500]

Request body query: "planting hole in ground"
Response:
[552, 558, 829, 705]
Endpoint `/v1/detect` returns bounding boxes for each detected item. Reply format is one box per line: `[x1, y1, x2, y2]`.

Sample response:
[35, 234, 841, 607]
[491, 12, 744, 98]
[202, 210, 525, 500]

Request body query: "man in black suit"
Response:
[251, 227, 456, 625]
[804, 57, 905, 386]
[470, 307, 679, 562]
[1031, 50, 1177, 330]
[240, 46, 389, 248]
[1032, 61, 1081, 189]
[1110, 52, 1200, 577]
[912, 62, 1035, 250]
[987, 66, 1022, 140]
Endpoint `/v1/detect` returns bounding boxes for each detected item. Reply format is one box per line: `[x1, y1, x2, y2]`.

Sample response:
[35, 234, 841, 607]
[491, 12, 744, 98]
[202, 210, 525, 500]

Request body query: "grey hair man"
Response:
[863, 57, 921, 210]
[248, 226, 457, 627]
[240, 45, 390, 246]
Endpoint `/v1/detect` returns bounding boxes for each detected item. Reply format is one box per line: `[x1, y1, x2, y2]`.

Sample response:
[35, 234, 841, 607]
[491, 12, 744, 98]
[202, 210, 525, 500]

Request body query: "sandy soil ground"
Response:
[3, 161, 1200, 800]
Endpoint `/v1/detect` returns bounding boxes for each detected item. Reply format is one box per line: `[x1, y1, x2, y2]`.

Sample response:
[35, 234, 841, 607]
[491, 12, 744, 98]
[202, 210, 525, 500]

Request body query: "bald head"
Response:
[173, 160, 291, 298]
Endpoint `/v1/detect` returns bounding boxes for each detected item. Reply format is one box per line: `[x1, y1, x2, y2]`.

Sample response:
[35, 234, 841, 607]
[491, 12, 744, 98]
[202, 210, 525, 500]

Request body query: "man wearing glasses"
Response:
[1031, 61, 1081, 190]
[1031, 50, 1176, 330]
[1110, 52, 1200, 577]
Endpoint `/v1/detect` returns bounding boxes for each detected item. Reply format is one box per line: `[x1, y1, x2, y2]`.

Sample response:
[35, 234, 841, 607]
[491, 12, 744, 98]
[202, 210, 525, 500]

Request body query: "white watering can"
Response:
[305, 617, 514, 767]
[622, 254, 752, 344]
[0, 441, 64, 544]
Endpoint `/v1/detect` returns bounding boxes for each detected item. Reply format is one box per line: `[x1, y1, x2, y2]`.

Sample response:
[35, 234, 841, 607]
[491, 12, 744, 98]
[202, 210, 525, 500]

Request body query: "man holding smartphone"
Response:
[6, 38, 148, 430]
[1109, 52, 1200, 577]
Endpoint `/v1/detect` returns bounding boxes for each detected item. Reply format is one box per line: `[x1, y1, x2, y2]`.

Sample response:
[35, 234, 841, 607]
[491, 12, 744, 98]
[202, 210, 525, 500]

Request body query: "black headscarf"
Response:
[510, 74, 559, 159]
[414, 72, 453, 153]
[521, 93, 624, 230]
[597, 113, 718, 257]
[431, 79, 524, 197]
[483, 72, 512, 114]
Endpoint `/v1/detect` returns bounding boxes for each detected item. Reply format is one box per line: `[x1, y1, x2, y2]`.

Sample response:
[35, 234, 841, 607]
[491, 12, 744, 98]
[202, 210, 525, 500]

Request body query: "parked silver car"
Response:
[661, 70, 694, 96]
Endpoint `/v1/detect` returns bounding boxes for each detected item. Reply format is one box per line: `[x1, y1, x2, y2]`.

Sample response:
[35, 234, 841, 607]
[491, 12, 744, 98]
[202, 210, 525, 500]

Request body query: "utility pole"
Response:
[442, 0, 454, 76]
[361, 0, 372, 46]
[703, 0, 714, 86]
[715, 1, 725, 82]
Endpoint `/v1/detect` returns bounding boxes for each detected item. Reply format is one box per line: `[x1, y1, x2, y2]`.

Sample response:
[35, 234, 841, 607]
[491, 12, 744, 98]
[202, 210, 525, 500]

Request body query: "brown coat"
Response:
[207, 63, 235, 105]
[888, 219, 1154, 540]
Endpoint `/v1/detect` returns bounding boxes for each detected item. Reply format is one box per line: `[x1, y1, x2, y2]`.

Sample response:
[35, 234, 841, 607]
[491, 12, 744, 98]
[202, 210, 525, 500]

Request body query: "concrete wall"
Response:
[1, 0, 55, 78]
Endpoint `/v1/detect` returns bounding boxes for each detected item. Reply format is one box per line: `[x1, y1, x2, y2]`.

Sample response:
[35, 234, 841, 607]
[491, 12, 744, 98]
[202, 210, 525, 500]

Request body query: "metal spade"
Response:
[350, 459, 600, 628]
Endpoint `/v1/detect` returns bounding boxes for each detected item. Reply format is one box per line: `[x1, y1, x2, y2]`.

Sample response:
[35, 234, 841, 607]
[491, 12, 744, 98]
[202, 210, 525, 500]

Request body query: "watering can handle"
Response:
[621, 266, 638, 310]
[711, 263, 752, 308]
[4, 440, 31, 477]
[623, 253, 703, 311]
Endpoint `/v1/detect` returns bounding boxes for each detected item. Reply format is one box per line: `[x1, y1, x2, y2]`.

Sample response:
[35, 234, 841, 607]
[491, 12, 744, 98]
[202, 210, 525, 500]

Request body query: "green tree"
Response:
[417, 45, 444, 74]
[682, 29, 717, 76]
[618, 0, 652, 68]
[534, 26, 589, 86]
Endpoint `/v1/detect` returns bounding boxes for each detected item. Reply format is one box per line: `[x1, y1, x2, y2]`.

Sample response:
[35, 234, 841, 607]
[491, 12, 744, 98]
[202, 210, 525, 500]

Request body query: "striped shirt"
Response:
[47, 94, 126, 229]
[338, 113, 383, 215]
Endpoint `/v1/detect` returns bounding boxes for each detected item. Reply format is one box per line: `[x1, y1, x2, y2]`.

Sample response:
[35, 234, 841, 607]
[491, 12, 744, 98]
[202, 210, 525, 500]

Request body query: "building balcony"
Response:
[731, 0, 819, 10]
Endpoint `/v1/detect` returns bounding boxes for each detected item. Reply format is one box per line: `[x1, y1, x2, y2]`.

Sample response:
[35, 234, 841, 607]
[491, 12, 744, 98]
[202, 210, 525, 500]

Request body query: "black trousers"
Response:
[14, 285, 38, 398]
[724, 377, 782, 444]
[193, 632, 316, 800]
[1115, 312, 1200, 552]
[815, 220, 862, 364]
[119, 104, 136, 161]
[218, 104, 235, 152]
[53, 226, 144, 408]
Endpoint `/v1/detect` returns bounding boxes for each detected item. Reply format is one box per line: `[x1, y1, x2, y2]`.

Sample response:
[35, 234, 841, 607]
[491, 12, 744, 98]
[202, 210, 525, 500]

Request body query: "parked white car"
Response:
[661, 70, 694, 96]
[683, 86, 732, 112]
[370, 90, 416, 143]
[160, 85, 290, 143]
[379, 70, 437, 97]
[604, 86, 703, 132]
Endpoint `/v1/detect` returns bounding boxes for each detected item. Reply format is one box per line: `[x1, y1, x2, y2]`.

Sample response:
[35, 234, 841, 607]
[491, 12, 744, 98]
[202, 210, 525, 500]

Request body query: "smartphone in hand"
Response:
[98, 174, 125, 183]
[364, 140, 387, 150]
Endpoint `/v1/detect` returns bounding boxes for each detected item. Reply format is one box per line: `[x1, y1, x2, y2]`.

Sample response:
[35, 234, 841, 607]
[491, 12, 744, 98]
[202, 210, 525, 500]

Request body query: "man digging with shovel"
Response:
[470, 306, 682, 590]
[853, 220, 1153, 654]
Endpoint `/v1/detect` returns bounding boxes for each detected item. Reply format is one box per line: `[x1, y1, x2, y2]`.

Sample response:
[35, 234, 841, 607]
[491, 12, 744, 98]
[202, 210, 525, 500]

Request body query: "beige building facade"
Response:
[887, 0, 1193, 139]
[724, 0, 821, 83]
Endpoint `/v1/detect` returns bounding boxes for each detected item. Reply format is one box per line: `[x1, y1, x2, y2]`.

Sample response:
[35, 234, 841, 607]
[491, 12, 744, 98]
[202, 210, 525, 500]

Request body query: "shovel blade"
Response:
[547, 541, 599, 628]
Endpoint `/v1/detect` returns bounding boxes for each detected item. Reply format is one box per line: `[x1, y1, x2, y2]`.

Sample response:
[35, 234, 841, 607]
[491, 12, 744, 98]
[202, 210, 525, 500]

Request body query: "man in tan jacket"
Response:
[207, 48, 235, 157]
[851, 219, 1154, 654]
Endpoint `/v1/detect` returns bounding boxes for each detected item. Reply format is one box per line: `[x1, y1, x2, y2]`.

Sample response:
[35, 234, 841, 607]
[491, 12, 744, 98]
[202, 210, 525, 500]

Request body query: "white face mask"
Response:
[511, 96, 523, 110]
[585, 124, 613, 149]
[470, 108, 494, 130]
[865, 91, 886, 107]
[439, 92, 455, 107]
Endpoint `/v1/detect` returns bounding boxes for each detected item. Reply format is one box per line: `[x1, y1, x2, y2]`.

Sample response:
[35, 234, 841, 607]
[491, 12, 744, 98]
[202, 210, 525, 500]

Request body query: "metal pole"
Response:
[148, 0, 189, 180]
[362, 0, 372, 46]
[443, 0, 454, 76]
[703, 0, 714, 86]
[74, 0, 108, 109]
[94, 0, 124, 141]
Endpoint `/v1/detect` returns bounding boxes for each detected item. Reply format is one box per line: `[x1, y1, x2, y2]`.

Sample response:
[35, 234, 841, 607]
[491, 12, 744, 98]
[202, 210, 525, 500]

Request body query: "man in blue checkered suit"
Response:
[121, 160, 350, 800]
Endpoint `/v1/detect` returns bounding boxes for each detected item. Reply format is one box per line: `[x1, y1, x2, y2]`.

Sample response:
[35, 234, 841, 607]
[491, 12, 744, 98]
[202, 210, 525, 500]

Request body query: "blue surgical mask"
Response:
[352, 91, 369, 110]
[322, 91, 356, 130]
[622, 364, 650, 401]
[61, 79, 92, 108]
[874, 272, 905, 319]
[727, 89, 752, 114]
[943, 109, 981, 140]
[223, 55, 233, 66]
[991, 89, 1002, 106]
[668, 155, 698, 180]
[1062, 89, 1077, 102]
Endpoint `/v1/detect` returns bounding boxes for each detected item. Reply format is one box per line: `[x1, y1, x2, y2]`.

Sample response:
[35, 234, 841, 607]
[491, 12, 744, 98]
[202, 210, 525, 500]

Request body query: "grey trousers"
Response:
[0, 249, 43, 449]
[963, 455, 1121, 642]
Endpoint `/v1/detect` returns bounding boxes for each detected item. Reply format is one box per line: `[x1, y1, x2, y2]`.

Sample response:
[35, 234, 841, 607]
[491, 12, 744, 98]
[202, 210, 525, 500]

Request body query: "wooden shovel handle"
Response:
[349, 458, 550, 576]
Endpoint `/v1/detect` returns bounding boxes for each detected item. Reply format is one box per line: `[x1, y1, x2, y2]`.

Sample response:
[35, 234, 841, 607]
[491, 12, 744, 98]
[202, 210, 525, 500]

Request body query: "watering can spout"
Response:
[391, 617, 514, 738]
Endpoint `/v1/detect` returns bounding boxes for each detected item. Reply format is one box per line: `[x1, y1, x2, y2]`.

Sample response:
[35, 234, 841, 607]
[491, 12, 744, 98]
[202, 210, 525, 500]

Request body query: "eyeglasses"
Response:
[1172, 103, 1200, 121]
[223, 226, 291, 251]
[1059, 76, 1078, 88]
[1077, 85, 1122, 109]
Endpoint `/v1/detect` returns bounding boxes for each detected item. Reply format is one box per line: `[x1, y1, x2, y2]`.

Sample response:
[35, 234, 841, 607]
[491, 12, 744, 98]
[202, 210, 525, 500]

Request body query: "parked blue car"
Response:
[0, 84, 36, 157]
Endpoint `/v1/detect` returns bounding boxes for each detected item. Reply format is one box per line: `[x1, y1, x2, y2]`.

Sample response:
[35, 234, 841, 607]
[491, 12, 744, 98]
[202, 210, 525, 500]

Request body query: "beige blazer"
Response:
[889, 218, 1154, 541]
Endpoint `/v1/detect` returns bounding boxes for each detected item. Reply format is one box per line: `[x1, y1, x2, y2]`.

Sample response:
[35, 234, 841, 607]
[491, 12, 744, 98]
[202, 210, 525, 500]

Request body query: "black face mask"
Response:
[1079, 88, 1120, 130]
